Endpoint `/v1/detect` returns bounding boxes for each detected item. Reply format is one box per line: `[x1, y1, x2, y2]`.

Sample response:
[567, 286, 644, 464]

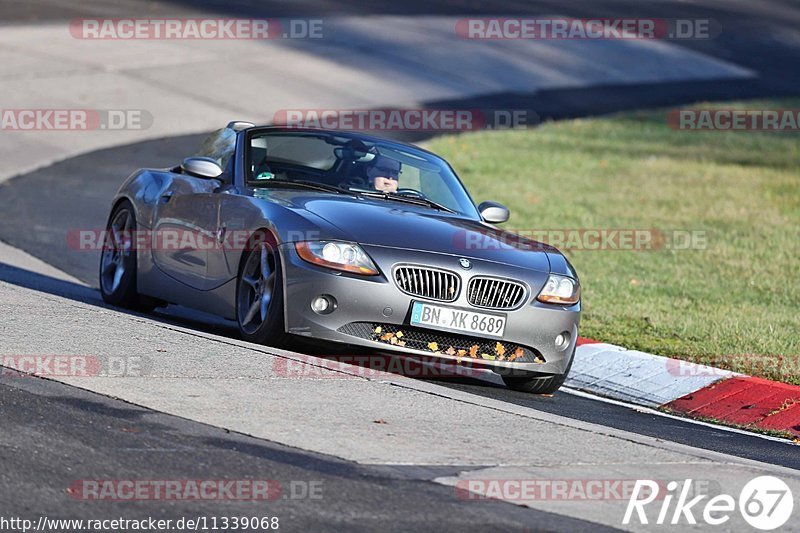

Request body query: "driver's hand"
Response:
[373, 177, 398, 193]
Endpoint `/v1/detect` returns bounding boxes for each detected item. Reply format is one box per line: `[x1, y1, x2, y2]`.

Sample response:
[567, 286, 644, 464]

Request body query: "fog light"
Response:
[311, 297, 329, 313]
[555, 332, 570, 350]
[311, 295, 336, 315]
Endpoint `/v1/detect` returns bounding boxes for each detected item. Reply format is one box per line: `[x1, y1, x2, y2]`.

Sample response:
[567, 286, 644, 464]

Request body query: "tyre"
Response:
[99, 200, 155, 312]
[236, 237, 291, 348]
[502, 347, 575, 394]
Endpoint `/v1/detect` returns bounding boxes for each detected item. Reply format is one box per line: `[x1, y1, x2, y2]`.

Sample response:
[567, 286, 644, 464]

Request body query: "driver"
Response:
[365, 154, 401, 193]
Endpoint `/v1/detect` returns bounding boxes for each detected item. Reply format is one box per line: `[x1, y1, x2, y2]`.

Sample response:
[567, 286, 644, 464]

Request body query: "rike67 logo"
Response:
[624, 476, 793, 530]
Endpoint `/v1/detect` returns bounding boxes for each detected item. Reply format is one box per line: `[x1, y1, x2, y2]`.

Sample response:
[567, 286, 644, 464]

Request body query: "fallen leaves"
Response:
[374, 328, 406, 347]
[369, 327, 537, 365]
[495, 342, 506, 357]
[504, 347, 526, 362]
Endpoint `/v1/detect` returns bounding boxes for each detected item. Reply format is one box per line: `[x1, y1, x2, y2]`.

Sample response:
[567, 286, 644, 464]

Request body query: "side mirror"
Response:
[181, 157, 223, 179]
[478, 201, 510, 224]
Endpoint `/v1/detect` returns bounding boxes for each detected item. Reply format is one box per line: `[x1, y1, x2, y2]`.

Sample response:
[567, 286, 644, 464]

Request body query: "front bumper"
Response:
[280, 243, 580, 375]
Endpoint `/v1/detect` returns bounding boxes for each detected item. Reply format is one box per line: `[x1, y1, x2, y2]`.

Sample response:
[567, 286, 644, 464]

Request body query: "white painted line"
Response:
[562, 386, 797, 446]
[390, 348, 796, 445]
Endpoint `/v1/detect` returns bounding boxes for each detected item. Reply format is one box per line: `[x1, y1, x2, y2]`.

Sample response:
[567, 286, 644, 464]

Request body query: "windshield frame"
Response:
[241, 127, 481, 219]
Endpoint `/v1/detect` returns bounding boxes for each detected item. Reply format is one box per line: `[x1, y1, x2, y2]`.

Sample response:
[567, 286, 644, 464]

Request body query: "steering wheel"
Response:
[341, 176, 368, 189]
[396, 188, 427, 199]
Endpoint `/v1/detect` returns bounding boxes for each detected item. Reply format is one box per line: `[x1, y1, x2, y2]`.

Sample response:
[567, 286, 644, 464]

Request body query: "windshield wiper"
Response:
[356, 190, 457, 213]
[253, 179, 353, 195]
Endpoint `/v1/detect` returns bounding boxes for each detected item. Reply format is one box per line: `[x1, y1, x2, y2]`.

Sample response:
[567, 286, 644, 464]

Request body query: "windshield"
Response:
[196, 127, 237, 170]
[246, 130, 480, 218]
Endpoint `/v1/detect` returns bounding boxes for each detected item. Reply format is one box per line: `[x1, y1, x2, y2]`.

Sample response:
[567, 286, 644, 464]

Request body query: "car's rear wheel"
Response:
[99, 201, 155, 312]
[501, 347, 575, 394]
[236, 238, 291, 348]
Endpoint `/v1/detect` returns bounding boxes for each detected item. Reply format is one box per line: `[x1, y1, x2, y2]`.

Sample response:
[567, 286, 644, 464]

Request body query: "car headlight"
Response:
[536, 274, 580, 305]
[295, 241, 380, 275]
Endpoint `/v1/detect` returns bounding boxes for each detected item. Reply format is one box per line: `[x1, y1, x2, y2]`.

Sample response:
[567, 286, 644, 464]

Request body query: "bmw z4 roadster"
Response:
[100, 122, 581, 393]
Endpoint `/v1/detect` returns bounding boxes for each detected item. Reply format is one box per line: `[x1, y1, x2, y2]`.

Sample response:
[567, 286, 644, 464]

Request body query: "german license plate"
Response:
[410, 301, 506, 338]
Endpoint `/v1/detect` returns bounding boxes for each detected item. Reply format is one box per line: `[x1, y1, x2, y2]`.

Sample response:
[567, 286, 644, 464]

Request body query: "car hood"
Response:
[259, 190, 553, 272]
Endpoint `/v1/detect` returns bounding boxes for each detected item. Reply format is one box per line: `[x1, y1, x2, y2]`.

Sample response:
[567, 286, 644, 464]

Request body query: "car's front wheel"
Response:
[99, 200, 155, 312]
[236, 239, 291, 348]
[501, 347, 575, 394]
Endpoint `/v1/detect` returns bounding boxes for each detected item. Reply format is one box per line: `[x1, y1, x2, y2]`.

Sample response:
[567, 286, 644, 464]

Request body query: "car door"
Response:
[204, 188, 243, 290]
[151, 174, 219, 290]
[151, 126, 238, 292]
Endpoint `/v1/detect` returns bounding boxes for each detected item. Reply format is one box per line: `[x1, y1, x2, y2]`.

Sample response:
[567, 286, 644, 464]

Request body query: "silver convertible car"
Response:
[100, 122, 581, 393]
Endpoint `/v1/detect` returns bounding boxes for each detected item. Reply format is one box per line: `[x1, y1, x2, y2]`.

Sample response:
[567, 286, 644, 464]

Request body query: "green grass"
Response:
[427, 100, 800, 384]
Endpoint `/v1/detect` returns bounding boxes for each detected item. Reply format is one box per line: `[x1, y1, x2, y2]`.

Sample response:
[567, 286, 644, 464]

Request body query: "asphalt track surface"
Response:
[1, 367, 617, 532]
[2, 259, 798, 475]
[2, 0, 800, 529]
